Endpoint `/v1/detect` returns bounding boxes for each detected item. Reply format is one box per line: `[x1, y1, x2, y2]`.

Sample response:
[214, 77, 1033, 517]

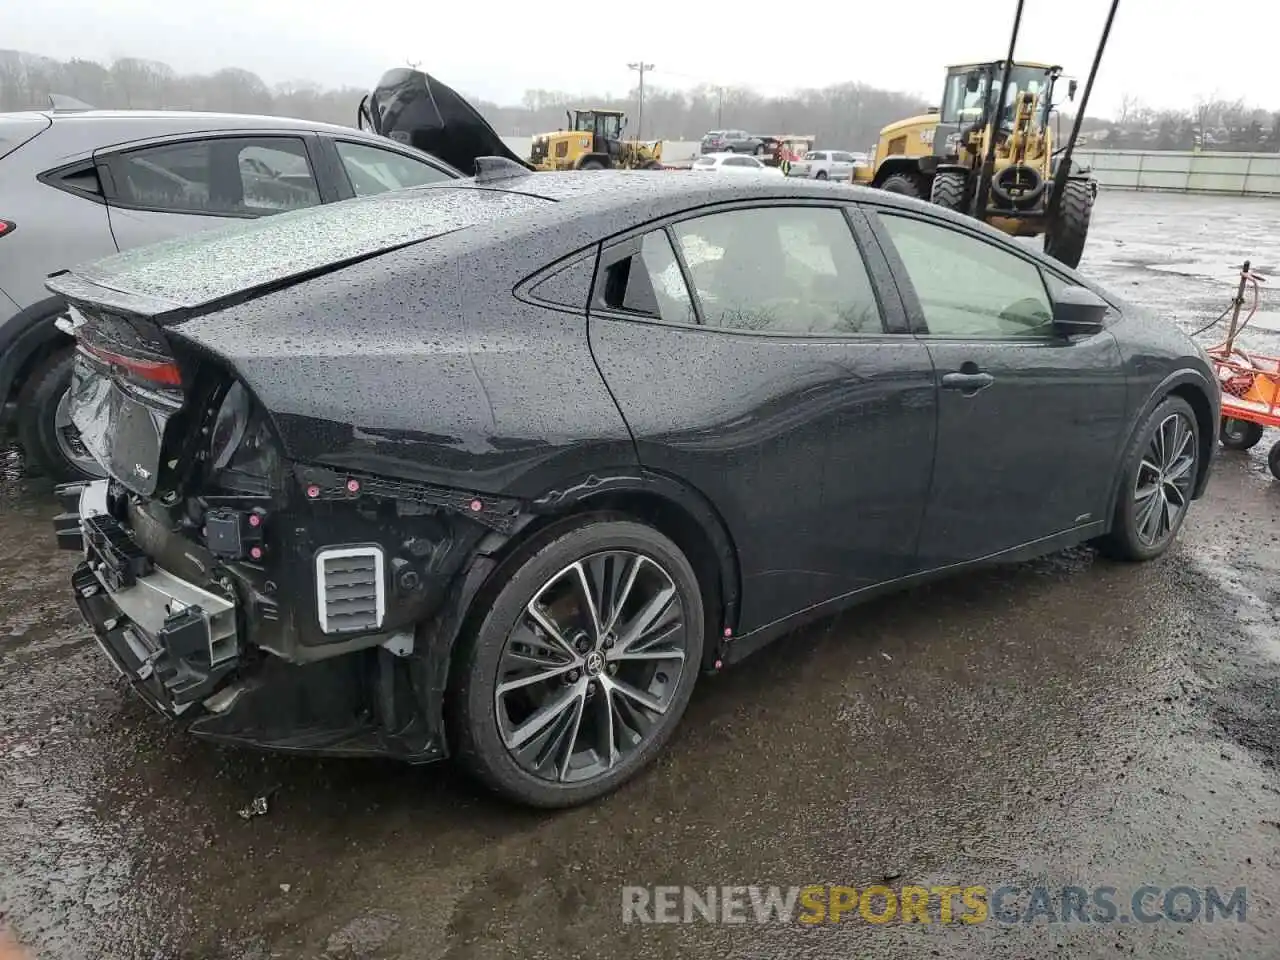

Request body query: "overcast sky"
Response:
[2, 0, 1270, 116]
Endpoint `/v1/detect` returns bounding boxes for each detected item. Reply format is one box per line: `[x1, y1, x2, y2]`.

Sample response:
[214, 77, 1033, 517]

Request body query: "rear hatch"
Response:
[47, 184, 552, 496]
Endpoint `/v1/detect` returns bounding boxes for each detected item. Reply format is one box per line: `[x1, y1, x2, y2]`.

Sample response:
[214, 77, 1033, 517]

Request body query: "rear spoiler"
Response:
[357, 68, 534, 175]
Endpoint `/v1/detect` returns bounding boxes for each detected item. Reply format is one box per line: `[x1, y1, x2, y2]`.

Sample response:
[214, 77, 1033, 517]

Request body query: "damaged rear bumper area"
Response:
[53, 478, 497, 762]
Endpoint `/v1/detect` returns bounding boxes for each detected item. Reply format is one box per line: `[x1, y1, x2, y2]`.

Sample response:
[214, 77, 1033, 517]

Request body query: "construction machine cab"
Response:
[570, 109, 626, 156]
[935, 61, 1061, 162]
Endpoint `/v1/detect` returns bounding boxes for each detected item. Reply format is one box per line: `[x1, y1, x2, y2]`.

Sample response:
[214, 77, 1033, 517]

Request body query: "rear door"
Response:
[95, 133, 327, 250]
[587, 201, 937, 631]
[866, 206, 1128, 568]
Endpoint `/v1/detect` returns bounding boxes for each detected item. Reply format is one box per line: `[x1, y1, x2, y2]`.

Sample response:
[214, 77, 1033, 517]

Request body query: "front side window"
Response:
[878, 213, 1053, 338]
[112, 136, 320, 216]
[336, 141, 452, 197]
[669, 206, 883, 336]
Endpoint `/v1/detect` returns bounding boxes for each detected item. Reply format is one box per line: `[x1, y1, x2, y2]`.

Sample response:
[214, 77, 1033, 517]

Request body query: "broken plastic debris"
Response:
[238, 795, 269, 820]
[880, 652, 893, 661]
[279, 883, 292, 893]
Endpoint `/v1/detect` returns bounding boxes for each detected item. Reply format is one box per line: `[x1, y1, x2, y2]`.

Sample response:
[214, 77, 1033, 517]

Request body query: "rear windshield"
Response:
[71, 185, 550, 310]
[0, 114, 51, 160]
[693, 157, 716, 167]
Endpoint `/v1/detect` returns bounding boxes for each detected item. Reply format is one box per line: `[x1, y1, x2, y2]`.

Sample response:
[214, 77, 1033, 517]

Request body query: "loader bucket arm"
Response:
[358, 68, 534, 174]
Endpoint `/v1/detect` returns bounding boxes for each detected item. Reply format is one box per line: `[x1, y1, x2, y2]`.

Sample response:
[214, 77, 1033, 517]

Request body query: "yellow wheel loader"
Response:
[529, 109, 663, 171]
[853, 59, 1097, 268]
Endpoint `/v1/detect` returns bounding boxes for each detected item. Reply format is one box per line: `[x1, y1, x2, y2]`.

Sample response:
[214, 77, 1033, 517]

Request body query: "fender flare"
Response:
[1102, 367, 1218, 526]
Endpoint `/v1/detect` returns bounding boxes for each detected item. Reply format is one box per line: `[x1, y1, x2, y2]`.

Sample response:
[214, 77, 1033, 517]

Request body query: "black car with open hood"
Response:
[48, 167, 1217, 808]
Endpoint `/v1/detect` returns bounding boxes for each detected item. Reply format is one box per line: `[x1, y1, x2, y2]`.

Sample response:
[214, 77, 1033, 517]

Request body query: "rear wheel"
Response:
[929, 170, 970, 212]
[577, 157, 607, 170]
[754, 143, 767, 156]
[1220, 417, 1264, 450]
[879, 172, 928, 198]
[1269, 442, 1280, 480]
[1096, 396, 1200, 562]
[449, 517, 704, 808]
[1043, 178, 1095, 269]
[16, 347, 105, 482]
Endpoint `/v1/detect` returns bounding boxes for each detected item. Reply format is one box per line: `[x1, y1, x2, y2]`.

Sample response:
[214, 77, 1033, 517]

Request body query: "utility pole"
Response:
[714, 86, 725, 127]
[628, 61, 654, 140]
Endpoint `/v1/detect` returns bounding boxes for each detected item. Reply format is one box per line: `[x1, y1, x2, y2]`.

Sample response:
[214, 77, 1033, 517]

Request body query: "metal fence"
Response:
[1072, 150, 1280, 197]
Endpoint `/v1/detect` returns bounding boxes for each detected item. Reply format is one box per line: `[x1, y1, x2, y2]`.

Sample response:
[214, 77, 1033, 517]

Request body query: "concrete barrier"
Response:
[500, 137, 701, 165]
[1073, 149, 1280, 197]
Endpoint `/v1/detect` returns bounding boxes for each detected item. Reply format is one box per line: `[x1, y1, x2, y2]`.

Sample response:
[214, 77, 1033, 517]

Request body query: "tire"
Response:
[1043, 178, 1095, 269]
[1219, 416, 1263, 450]
[880, 172, 927, 198]
[754, 144, 767, 157]
[815, 170, 828, 181]
[577, 157, 607, 170]
[722, 145, 735, 153]
[16, 346, 105, 482]
[1269, 442, 1280, 480]
[930, 170, 970, 212]
[449, 516, 705, 808]
[1096, 395, 1200, 562]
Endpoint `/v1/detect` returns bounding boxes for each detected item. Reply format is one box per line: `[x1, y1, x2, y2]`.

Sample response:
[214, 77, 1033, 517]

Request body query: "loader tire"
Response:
[929, 170, 969, 212]
[880, 172, 927, 199]
[1044, 178, 1094, 269]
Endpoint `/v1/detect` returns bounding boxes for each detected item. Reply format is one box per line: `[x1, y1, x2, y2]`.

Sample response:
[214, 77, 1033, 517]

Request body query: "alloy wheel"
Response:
[494, 551, 689, 784]
[1133, 412, 1196, 547]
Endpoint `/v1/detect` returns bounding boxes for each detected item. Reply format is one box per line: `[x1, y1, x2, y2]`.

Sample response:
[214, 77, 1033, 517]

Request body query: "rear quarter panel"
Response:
[171, 220, 636, 499]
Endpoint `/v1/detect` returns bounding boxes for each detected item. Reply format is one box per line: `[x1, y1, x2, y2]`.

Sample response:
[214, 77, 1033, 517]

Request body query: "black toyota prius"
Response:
[48, 157, 1218, 808]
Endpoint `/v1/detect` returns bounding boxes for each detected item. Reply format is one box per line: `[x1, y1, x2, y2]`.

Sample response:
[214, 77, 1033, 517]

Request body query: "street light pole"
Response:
[628, 61, 654, 140]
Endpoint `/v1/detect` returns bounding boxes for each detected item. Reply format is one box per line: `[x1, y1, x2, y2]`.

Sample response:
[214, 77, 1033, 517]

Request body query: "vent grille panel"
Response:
[315, 547, 385, 634]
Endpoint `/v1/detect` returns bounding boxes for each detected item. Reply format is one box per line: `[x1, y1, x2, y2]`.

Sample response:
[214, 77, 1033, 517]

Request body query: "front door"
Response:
[867, 207, 1128, 569]
[587, 202, 937, 631]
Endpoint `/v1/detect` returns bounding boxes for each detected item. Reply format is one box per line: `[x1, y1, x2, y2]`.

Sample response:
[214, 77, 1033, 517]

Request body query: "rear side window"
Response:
[602, 232, 695, 326]
[671, 206, 884, 335]
[335, 140, 452, 197]
[110, 136, 321, 217]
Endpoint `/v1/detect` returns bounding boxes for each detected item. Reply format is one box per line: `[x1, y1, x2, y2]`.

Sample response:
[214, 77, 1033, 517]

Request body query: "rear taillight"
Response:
[79, 341, 183, 387]
[0, 220, 14, 238]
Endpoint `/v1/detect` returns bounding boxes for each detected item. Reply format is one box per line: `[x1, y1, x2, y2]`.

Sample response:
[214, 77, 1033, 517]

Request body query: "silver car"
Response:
[0, 103, 460, 479]
[787, 150, 866, 181]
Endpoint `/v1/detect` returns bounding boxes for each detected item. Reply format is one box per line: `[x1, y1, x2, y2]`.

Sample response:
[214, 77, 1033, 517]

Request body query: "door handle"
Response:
[941, 371, 995, 394]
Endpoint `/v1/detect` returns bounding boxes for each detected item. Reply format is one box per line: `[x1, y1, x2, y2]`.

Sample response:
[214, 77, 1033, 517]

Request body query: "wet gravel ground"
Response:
[3, 190, 1280, 959]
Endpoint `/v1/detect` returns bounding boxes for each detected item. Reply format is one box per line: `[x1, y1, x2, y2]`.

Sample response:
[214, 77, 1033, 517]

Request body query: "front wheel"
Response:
[930, 170, 970, 212]
[815, 170, 828, 181]
[1220, 416, 1263, 450]
[449, 517, 705, 808]
[1043, 178, 1095, 269]
[1096, 396, 1200, 562]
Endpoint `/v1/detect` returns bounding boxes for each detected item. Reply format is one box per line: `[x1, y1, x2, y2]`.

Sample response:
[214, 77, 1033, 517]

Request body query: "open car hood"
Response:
[358, 68, 533, 175]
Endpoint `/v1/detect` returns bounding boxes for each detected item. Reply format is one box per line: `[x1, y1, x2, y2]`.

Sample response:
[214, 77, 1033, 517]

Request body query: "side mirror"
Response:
[1052, 285, 1108, 336]
[1068, 79, 1079, 101]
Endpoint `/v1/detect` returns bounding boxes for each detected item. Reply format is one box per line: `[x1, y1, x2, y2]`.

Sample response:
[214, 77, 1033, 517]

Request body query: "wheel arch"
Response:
[421, 469, 743, 753]
[872, 156, 925, 188]
[1102, 370, 1217, 528]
